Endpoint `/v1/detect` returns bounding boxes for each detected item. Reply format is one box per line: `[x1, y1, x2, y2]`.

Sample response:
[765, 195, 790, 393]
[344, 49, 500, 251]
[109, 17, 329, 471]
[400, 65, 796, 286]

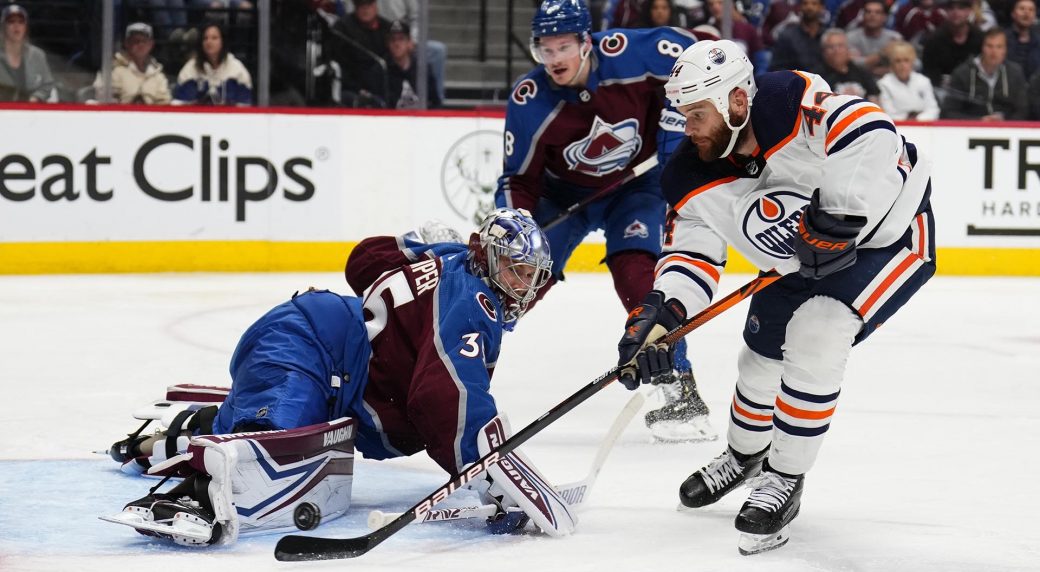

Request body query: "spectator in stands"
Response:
[922, 0, 982, 88]
[605, 0, 645, 29]
[639, 0, 685, 26]
[761, 0, 798, 47]
[704, 0, 768, 72]
[192, 0, 255, 14]
[375, 0, 448, 106]
[770, 0, 828, 72]
[847, 0, 903, 76]
[130, 1, 189, 36]
[821, 28, 882, 100]
[173, 22, 253, 105]
[894, 0, 947, 50]
[1005, 0, 1040, 78]
[333, 0, 392, 106]
[93, 22, 171, 105]
[969, 0, 998, 31]
[941, 27, 1028, 119]
[878, 40, 940, 118]
[0, 4, 56, 102]
[1028, 69, 1040, 117]
[384, 19, 440, 108]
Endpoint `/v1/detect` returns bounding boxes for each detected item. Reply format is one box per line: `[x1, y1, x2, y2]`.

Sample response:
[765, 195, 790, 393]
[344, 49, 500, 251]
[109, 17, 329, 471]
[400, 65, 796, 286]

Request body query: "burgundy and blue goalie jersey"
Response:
[496, 27, 696, 212]
[343, 236, 506, 475]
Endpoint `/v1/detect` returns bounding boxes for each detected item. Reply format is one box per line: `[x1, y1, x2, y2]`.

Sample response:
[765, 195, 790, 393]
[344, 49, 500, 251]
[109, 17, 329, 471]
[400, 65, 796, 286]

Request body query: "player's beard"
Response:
[695, 110, 750, 162]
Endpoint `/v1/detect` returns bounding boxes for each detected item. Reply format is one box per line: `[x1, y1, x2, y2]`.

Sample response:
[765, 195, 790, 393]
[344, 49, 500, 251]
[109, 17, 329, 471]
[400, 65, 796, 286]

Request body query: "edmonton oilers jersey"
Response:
[496, 27, 697, 212]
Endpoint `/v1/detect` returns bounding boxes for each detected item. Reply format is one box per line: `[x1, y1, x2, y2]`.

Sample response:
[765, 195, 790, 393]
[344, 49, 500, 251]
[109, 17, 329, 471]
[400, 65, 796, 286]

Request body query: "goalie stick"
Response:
[541, 155, 659, 231]
[274, 271, 783, 561]
[366, 392, 646, 529]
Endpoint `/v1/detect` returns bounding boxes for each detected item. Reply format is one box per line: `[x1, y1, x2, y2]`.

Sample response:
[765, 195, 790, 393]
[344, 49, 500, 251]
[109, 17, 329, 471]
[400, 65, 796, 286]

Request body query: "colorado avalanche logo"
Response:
[708, 47, 727, 65]
[741, 189, 810, 259]
[476, 292, 498, 321]
[599, 32, 628, 56]
[512, 79, 537, 105]
[562, 116, 642, 176]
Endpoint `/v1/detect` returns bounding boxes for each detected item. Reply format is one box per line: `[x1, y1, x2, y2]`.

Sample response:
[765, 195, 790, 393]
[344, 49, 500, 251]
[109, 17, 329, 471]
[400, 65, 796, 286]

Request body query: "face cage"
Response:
[487, 248, 552, 324]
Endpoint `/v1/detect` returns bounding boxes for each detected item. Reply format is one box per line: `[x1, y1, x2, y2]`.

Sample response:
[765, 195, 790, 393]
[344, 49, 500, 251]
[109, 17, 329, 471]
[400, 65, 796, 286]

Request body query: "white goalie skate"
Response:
[645, 371, 718, 443]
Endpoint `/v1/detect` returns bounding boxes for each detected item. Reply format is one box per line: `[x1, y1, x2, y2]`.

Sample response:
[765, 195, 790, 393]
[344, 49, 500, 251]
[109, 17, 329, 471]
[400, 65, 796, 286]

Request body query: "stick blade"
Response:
[274, 533, 374, 561]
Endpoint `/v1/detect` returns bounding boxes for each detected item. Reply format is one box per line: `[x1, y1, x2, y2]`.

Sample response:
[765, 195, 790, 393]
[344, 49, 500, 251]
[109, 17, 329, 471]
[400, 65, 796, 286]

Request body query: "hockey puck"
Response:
[293, 503, 321, 530]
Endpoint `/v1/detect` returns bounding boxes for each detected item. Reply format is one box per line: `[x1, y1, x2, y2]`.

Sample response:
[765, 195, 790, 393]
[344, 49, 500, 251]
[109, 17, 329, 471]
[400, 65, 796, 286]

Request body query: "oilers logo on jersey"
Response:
[562, 116, 642, 176]
[740, 190, 809, 259]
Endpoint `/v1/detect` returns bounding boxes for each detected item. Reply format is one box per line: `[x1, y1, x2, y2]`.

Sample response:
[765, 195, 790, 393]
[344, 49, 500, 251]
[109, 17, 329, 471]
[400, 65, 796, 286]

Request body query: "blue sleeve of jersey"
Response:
[408, 267, 503, 473]
[633, 27, 695, 167]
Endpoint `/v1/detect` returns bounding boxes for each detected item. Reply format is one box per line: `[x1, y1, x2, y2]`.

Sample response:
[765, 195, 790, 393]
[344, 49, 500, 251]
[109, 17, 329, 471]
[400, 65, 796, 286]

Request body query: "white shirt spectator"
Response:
[878, 70, 940, 119]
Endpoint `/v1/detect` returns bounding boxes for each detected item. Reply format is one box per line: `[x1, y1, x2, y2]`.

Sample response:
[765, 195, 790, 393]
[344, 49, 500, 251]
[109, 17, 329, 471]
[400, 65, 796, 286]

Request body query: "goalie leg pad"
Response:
[478, 415, 577, 537]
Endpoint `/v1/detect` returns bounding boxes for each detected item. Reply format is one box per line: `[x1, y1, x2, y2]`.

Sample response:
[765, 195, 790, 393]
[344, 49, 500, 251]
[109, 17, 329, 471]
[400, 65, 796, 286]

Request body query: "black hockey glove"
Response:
[617, 290, 687, 390]
[794, 189, 868, 280]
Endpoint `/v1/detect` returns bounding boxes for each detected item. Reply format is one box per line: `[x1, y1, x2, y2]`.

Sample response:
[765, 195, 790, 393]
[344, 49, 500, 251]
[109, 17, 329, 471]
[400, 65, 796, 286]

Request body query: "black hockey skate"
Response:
[645, 370, 717, 442]
[735, 464, 804, 556]
[100, 476, 222, 546]
[679, 445, 767, 508]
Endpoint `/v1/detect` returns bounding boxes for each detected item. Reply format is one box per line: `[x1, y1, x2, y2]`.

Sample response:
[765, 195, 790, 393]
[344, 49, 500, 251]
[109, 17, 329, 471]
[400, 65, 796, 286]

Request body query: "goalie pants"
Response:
[729, 202, 936, 475]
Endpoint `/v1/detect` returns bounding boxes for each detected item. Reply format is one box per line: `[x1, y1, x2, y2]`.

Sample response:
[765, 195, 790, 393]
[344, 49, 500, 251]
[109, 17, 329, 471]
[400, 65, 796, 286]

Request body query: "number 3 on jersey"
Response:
[460, 333, 481, 358]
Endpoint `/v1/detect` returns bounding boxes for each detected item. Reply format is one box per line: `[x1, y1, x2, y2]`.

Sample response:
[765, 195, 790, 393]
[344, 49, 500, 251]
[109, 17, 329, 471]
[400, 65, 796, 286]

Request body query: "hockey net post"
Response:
[273, 271, 782, 562]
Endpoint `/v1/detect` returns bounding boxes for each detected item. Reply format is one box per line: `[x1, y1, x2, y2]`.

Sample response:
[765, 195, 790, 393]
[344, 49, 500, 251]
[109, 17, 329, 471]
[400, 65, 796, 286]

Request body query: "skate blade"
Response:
[100, 511, 213, 543]
[738, 525, 791, 556]
[649, 418, 719, 443]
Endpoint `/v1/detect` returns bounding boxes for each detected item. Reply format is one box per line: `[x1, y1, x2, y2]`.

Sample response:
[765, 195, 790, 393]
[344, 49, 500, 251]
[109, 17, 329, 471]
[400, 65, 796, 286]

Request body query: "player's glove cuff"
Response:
[617, 291, 687, 390]
[794, 189, 867, 280]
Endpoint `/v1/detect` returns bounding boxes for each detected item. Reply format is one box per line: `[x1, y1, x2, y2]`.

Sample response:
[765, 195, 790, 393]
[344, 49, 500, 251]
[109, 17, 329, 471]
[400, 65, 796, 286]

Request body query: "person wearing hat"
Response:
[384, 19, 440, 108]
[92, 22, 172, 105]
[922, 0, 984, 89]
[332, 0, 393, 106]
[0, 4, 57, 102]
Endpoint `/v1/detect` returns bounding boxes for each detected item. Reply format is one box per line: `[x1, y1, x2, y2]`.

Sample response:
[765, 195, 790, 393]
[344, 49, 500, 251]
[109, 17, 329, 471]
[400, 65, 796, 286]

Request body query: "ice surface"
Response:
[1, 272, 1038, 571]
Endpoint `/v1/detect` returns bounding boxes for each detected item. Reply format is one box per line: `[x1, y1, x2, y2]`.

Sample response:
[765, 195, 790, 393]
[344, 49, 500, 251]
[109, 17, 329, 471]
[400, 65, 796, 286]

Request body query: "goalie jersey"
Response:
[656, 71, 932, 315]
[497, 27, 697, 212]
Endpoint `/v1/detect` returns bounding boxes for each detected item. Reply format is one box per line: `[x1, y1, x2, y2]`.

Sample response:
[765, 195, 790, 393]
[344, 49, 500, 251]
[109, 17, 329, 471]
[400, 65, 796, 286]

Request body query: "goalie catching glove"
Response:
[794, 189, 867, 279]
[617, 290, 687, 390]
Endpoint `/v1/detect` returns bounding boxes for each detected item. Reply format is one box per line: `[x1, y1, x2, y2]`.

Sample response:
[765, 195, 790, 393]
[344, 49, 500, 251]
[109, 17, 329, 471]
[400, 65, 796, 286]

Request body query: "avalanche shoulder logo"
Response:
[623, 219, 649, 239]
[599, 32, 628, 56]
[563, 116, 642, 176]
[740, 189, 809, 259]
[476, 291, 498, 321]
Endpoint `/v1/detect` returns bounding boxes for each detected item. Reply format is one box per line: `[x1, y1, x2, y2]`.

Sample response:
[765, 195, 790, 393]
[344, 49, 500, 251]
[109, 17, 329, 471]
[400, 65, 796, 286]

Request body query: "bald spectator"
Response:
[941, 27, 1028, 119]
[770, 0, 827, 72]
[821, 28, 881, 101]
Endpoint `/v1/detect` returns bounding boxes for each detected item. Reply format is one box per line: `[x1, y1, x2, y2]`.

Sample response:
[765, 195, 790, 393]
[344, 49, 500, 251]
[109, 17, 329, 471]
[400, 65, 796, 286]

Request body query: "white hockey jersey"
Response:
[656, 70, 931, 316]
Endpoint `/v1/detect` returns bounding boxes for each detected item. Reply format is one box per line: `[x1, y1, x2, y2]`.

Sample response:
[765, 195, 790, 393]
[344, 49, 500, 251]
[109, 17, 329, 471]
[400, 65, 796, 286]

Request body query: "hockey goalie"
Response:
[101, 210, 580, 546]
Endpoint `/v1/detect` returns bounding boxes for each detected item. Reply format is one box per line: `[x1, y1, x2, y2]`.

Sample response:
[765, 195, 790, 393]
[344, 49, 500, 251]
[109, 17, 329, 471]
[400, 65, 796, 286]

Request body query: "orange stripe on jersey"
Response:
[857, 252, 918, 317]
[656, 254, 721, 283]
[675, 176, 738, 211]
[915, 214, 926, 257]
[825, 104, 886, 148]
[763, 71, 811, 160]
[733, 398, 773, 422]
[775, 398, 835, 420]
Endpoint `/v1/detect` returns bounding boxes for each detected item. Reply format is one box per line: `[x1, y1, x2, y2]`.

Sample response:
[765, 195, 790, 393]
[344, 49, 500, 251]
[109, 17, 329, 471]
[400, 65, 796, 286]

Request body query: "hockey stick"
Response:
[365, 392, 646, 529]
[541, 155, 659, 231]
[273, 271, 782, 561]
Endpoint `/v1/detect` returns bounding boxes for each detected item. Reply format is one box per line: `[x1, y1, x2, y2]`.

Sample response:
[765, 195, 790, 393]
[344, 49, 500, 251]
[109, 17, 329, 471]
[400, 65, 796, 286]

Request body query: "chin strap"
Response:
[563, 41, 592, 87]
[720, 108, 752, 159]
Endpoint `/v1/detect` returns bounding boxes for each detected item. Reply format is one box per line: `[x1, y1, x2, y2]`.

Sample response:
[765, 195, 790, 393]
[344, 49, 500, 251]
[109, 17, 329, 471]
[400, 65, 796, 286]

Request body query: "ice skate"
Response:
[645, 370, 717, 443]
[678, 445, 767, 509]
[735, 465, 803, 555]
[100, 476, 221, 547]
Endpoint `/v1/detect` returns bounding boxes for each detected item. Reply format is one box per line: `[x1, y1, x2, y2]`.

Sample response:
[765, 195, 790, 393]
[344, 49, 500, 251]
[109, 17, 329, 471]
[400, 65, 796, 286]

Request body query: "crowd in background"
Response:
[1, 0, 1039, 119]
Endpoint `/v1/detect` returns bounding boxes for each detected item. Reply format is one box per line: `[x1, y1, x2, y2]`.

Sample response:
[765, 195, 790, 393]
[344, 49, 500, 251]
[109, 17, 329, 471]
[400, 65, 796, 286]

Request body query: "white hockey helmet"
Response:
[665, 39, 757, 129]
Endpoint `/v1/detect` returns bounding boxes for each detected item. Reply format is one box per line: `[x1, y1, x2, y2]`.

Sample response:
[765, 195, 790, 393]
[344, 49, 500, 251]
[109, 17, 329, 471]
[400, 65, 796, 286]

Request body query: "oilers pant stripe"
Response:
[730, 386, 773, 433]
[773, 379, 839, 438]
[851, 248, 926, 322]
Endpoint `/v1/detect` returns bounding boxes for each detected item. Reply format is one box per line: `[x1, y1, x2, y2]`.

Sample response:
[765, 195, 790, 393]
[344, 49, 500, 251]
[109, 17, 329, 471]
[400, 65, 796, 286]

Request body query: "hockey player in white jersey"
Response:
[615, 40, 936, 554]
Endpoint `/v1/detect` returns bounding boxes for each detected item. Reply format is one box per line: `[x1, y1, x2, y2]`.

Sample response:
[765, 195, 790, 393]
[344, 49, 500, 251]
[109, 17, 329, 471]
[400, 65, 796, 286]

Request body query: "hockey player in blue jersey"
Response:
[496, 0, 715, 443]
[616, 40, 936, 554]
[102, 209, 581, 545]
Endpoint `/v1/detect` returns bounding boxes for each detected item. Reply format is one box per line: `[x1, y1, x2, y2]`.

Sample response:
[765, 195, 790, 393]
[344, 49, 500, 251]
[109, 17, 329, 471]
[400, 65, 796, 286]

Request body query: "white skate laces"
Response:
[700, 451, 744, 494]
[744, 471, 798, 512]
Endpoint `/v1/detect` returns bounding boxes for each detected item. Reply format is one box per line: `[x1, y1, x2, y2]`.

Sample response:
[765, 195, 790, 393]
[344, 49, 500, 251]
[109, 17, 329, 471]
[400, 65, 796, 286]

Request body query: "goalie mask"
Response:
[665, 40, 757, 158]
[468, 208, 552, 328]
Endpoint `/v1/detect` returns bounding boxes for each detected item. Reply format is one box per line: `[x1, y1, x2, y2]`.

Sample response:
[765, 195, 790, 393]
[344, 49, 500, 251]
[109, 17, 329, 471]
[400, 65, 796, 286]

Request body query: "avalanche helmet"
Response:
[530, 0, 591, 62]
[468, 208, 552, 327]
[665, 40, 757, 157]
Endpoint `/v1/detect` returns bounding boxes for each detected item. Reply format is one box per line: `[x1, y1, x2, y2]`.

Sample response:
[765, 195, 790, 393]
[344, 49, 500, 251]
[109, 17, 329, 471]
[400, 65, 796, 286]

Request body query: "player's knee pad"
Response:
[477, 415, 577, 537]
[781, 296, 862, 391]
[182, 417, 357, 544]
[735, 344, 784, 401]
